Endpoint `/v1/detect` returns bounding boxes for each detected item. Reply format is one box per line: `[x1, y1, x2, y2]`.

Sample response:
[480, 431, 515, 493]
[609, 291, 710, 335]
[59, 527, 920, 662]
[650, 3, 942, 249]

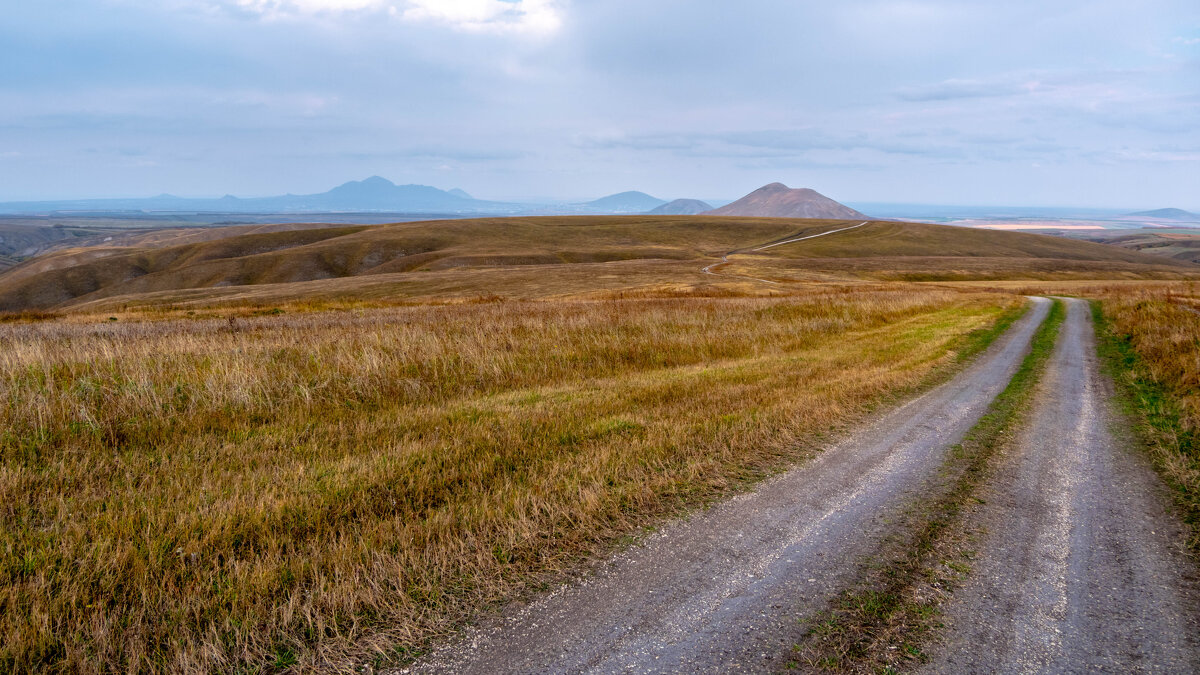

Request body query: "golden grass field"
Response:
[3, 216, 1199, 672]
[0, 286, 1022, 673]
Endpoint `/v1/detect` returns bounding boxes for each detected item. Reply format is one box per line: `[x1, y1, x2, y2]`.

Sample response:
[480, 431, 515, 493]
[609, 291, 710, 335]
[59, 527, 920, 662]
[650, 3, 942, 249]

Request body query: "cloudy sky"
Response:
[2, 0, 1198, 208]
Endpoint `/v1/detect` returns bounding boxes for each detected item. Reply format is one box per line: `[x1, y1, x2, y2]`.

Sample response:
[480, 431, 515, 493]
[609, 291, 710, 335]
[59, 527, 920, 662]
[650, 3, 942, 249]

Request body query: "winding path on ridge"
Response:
[401, 300, 1051, 673]
[700, 220, 870, 285]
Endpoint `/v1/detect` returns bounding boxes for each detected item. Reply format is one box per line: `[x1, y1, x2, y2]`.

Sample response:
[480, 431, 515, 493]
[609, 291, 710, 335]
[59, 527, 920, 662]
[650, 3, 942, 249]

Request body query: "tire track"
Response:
[924, 298, 1200, 673]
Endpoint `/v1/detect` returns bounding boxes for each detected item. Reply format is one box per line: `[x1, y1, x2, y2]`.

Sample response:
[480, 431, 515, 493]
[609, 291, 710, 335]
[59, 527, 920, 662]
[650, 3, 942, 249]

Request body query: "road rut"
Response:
[402, 299, 1051, 674]
[925, 298, 1200, 673]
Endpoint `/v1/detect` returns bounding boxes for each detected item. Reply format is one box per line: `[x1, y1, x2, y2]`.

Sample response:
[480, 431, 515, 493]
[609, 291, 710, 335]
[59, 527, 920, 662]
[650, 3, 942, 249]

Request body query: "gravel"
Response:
[924, 298, 1200, 673]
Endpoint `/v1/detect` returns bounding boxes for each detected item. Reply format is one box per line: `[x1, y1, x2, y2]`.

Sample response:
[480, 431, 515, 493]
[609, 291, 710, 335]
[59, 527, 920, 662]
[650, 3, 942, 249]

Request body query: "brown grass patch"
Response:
[0, 287, 1018, 673]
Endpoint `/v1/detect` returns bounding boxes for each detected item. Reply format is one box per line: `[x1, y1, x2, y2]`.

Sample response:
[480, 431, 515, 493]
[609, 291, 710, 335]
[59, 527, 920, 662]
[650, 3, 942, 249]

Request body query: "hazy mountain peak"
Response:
[704, 183, 867, 219]
[647, 198, 713, 215]
[585, 190, 667, 213]
[1126, 207, 1198, 220]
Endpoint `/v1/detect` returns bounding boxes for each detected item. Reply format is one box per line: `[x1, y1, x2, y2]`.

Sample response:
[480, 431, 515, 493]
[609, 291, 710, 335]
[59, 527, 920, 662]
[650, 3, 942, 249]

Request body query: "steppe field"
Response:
[2, 216, 1198, 672]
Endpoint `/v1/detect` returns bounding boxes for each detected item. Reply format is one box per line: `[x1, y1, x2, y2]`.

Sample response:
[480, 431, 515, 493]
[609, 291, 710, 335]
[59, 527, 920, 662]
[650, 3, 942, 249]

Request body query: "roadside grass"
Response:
[1093, 295, 1200, 551]
[0, 288, 1020, 674]
[790, 298, 1065, 673]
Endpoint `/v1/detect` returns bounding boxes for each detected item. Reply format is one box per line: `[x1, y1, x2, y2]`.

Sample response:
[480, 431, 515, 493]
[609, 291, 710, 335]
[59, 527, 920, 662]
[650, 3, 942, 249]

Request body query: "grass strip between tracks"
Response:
[789, 297, 1065, 673]
[1092, 300, 1200, 553]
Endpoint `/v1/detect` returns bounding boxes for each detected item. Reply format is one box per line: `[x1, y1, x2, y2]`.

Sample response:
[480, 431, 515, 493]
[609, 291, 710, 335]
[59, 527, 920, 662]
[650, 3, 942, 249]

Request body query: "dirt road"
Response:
[925, 298, 1200, 673]
[401, 300, 1051, 674]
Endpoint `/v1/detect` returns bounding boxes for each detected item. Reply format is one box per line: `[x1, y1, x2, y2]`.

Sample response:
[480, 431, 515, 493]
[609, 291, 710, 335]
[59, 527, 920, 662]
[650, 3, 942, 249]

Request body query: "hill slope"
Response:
[1088, 229, 1200, 265]
[584, 192, 666, 213]
[647, 199, 713, 215]
[705, 183, 867, 219]
[0, 217, 1194, 312]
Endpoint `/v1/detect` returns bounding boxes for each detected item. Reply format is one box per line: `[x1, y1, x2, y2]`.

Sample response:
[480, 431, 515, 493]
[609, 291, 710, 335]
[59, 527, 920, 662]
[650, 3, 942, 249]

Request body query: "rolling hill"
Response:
[0, 221, 128, 271]
[0, 216, 1195, 313]
[647, 199, 713, 215]
[584, 191, 667, 213]
[705, 183, 867, 219]
[1087, 229, 1200, 265]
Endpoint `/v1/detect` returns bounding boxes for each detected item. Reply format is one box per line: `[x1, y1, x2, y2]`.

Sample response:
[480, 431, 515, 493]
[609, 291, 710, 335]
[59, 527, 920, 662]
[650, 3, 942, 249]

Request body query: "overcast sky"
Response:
[2, 0, 1198, 208]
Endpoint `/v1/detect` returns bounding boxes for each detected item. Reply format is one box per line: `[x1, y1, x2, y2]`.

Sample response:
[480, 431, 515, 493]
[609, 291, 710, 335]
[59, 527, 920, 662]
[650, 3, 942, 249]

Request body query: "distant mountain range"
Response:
[0, 178, 889, 222]
[704, 183, 867, 219]
[2, 178, 1192, 223]
[0, 179, 702, 217]
[0, 177, 523, 215]
[1126, 208, 1199, 221]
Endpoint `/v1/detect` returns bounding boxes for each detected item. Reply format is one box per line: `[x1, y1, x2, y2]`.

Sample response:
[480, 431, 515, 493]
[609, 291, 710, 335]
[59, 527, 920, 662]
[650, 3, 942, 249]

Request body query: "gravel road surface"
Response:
[924, 298, 1200, 673]
[401, 299, 1051, 674]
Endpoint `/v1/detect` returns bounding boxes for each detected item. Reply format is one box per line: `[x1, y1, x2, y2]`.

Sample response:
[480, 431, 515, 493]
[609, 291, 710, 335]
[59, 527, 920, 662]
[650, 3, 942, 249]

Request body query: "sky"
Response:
[1, 0, 1198, 208]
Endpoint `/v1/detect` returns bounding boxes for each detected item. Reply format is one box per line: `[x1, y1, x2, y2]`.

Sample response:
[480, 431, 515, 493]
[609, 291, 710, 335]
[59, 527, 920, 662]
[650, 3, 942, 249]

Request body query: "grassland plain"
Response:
[0, 287, 1021, 673]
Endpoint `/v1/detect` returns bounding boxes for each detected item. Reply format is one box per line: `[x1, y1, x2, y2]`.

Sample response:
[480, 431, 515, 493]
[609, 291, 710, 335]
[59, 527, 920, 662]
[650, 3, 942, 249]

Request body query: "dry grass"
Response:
[1091, 283, 1200, 549]
[0, 287, 1019, 673]
[725, 256, 1197, 283]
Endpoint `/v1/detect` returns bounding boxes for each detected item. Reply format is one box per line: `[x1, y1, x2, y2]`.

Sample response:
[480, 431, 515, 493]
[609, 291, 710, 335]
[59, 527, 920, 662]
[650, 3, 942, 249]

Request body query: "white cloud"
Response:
[399, 0, 562, 35]
[234, 0, 385, 13]
[204, 0, 563, 33]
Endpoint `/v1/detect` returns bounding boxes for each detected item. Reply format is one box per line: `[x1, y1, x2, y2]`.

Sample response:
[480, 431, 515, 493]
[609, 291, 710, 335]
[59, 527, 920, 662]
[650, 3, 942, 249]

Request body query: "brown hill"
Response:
[0, 216, 1195, 313]
[704, 183, 867, 219]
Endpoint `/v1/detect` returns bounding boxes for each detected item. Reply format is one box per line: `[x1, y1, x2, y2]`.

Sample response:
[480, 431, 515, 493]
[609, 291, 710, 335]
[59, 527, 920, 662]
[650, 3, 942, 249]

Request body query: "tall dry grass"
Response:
[0, 288, 1018, 673]
[1093, 283, 1200, 548]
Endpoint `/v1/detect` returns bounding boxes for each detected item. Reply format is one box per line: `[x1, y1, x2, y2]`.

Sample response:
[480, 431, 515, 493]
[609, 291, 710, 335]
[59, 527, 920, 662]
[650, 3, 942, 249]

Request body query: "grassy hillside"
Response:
[0, 217, 827, 311]
[719, 220, 1198, 283]
[1089, 229, 1200, 265]
[743, 220, 1170, 260]
[0, 222, 118, 263]
[0, 216, 1194, 312]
